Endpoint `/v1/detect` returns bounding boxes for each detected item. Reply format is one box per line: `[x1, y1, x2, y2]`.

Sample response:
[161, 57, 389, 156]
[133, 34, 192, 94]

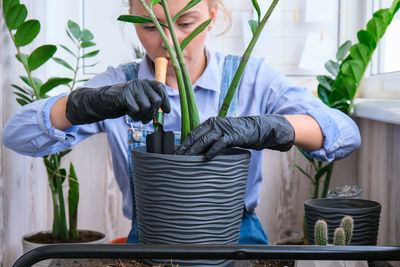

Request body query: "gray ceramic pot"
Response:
[132, 146, 251, 266]
[304, 198, 381, 245]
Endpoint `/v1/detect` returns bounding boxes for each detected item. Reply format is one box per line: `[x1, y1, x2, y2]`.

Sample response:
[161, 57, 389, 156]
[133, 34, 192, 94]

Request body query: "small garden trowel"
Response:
[146, 57, 175, 154]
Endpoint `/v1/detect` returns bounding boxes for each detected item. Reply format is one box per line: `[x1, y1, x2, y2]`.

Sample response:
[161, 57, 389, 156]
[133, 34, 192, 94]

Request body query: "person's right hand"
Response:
[66, 79, 170, 125]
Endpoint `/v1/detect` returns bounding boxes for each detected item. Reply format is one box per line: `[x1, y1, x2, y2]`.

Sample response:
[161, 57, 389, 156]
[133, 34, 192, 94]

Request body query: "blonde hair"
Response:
[128, 0, 232, 35]
[209, 0, 232, 35]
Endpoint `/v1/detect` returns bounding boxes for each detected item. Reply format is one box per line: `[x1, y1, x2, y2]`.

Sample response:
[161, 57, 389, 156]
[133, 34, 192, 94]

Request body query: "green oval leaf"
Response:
[317, 84, 330, 105]
[12, 84, 31, 95]
[81, 41, 96, 48]
[117, 15, 168, 28]
[373, 9, 392, 25]
[251, 0, 261, 23]
[80, 29, 94, 42]
[6, 4, 27, 29]
[28, 45, 57, 71]
[67, 20, 81, 39]
[367, 17, 387, 39]
[336, 40, 352, 62]
[329, 84, 350, 104]
[341, 59, 365, 83]
[317, 75, 334, 91]
[248, 20, 258, 35]
[60, 44, 76, 57]
[333, 75, 357, 100]
[150, 0, 161, 6]
[40, 77, 73, 96]
[357, 30, 377, 51]
[14, 19, 40, 46]
[3, 0, 20, 16]
[53, 57, 74, 71]
[324, 60, 340, 77]
[172, 0, 202, 23]
[81, 50, 99, 58]
[349, 43, 371, 65]
[180, 19, 212, 51]
[16, 98, 29, 106]
[13, 91, 32, 102]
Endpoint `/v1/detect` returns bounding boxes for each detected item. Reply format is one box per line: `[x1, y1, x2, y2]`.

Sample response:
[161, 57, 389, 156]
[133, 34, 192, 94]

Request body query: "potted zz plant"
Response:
[296, 0, 400, 244]
[2, 0, 105, 265]
[117, 0, 279, 266]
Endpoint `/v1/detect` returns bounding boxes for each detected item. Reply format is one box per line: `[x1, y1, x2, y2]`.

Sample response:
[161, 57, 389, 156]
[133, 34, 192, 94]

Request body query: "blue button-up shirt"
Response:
[2, 50, 361, 219]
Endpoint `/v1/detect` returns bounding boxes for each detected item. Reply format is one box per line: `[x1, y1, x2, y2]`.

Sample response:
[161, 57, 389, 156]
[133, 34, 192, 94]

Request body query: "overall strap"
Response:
[219, 54, 242, 117]
[120, 62, 140, 81]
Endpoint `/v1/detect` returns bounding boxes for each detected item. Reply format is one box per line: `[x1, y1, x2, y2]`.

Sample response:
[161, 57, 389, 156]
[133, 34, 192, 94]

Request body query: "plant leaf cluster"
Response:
[3, 0, 99, 241]
[118, 0, 280, 140]
[296, 0, 400, 205]
[317, 1, 399, 115]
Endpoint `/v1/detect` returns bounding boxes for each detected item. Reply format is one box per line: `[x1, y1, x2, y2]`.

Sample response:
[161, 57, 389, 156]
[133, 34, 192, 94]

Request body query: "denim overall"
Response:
[121, 55, 268, 245]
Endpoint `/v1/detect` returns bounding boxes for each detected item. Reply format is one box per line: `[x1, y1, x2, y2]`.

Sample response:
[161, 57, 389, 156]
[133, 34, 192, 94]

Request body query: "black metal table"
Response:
[13, 244, 400, 267]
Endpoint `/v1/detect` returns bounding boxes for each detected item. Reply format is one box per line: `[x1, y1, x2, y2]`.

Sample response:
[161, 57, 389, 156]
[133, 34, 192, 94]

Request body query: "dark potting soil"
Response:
[48, 259, 295, 267]
[25, 230, 103, 244]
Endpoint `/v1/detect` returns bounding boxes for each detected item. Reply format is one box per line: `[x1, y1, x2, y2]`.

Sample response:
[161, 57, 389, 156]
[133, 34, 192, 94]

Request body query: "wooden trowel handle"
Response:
[155, 57, 168, 85]
[154, 57, 168, 127]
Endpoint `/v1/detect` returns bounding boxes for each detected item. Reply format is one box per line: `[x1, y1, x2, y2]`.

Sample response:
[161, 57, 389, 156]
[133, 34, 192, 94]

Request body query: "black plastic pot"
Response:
[132, 146, 251, 266]
[304, 198, 381, 245]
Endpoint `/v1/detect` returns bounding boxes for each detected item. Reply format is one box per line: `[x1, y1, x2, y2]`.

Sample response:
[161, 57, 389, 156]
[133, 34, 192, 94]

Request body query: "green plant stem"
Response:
[320, 162, 334, 198]
[70, 43, 81, 92]
[7, 28, 40, 99]
[218, 0, 279, 117]
[54, 153, 68, 240]
[390, 0, 400, 13]
[161, 0, 200, 130]
[312, 176, 320, 199]
[137, 0, 190, 140]
[46, 156, 61, 238]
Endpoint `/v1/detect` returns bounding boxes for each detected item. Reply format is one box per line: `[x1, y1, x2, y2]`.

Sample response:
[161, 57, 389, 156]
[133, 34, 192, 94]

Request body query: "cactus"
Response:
[314, 219, 328, 245]
[314, 216, 354, 246]
[333, 227, 346, 245]
[340, 216, 354, 245]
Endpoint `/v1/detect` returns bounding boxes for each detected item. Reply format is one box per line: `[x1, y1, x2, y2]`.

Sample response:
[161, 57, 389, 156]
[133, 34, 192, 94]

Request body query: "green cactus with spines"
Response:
[340, 216, 354, 245]
[333, 227, 346, 245]
[314, 216, 354, 246]
[315, 219, 328, 245]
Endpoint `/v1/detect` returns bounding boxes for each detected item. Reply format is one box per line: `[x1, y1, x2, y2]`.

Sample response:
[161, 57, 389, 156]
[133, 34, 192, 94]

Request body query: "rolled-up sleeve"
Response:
[2, 93, 102, 157]
[2, 66, 126, 157]
[256, 63, 361, 162]
[304, 108, 360, 161]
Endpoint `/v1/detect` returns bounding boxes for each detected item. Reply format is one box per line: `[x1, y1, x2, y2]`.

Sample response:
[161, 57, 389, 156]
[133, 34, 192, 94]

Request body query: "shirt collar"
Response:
[137, 48, 221, 96]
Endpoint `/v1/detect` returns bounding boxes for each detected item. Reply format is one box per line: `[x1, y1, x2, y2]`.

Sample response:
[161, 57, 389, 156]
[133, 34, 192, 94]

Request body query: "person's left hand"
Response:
[175, 114, 295, 160]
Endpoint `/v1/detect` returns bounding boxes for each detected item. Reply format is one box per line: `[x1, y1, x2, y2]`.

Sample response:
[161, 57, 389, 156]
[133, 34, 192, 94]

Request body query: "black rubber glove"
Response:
[176, 114, 295, 160]
[66, 79, 170, 125]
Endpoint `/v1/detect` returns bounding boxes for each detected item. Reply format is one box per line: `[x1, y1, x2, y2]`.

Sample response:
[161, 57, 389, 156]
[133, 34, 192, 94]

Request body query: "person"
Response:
[2, 0, 361, 245]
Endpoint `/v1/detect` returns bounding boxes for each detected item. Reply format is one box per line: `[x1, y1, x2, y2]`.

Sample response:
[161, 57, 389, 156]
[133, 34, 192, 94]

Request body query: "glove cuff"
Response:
[66, 87, 101, 125]
[256, 114, 295, 152]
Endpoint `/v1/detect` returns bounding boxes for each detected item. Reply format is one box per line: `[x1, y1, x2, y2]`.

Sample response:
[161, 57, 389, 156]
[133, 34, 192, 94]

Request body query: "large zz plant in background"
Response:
[296, 0, 400, 200]
[118, 0, 279, 140]
[3, 0, 99, 241]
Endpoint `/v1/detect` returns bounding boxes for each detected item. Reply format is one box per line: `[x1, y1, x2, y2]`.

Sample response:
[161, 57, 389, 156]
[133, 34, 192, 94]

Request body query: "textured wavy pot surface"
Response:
[304, 199, 381, 245]
[132, 146, 251, 266]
